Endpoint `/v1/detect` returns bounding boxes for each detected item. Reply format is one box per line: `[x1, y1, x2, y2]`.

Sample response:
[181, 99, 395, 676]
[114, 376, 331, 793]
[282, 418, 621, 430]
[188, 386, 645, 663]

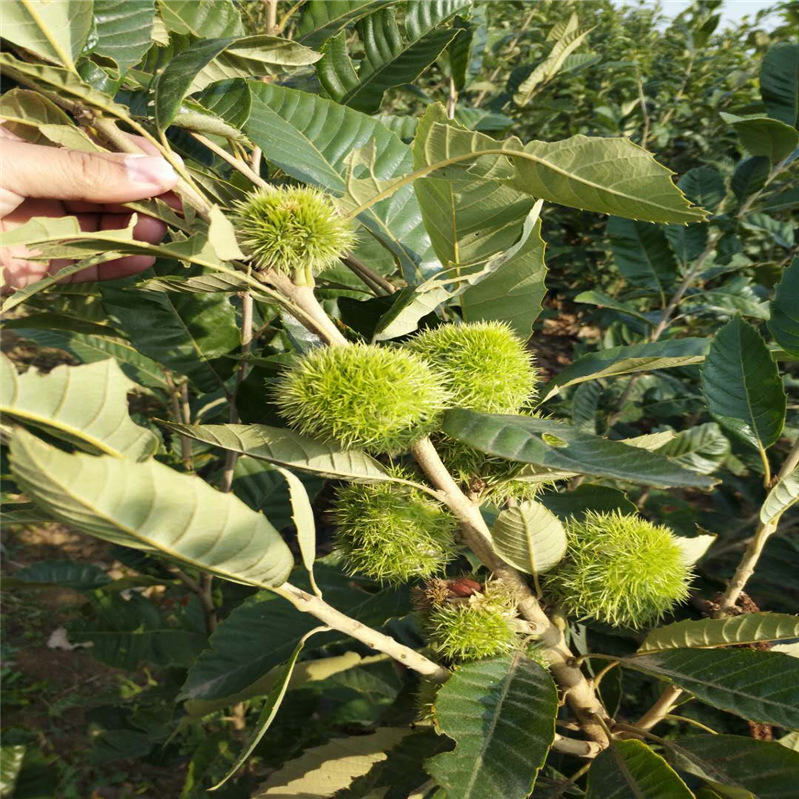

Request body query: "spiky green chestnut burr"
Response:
[275, 344, 448, 454]
[543, 511, 693, 629]
[427, 581, 520, 662]
[405, 321, 536, 413]
[234, 186, 356, 284]
[332, 482, 457, 584]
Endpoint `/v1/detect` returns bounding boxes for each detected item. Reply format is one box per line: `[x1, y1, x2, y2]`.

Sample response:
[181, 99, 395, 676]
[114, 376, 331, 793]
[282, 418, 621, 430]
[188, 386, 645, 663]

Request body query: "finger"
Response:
[0, 140, 178, 217]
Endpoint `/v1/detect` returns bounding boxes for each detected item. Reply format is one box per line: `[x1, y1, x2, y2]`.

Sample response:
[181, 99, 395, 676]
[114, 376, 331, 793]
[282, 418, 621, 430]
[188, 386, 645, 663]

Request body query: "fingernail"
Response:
[124, 155, 177, 188]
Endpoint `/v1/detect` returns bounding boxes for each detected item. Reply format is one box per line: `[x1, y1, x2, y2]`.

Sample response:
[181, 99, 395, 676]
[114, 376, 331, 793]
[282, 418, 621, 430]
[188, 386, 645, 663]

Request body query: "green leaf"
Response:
[297, 0, 399, 47]
[0, 502, 52, 526]
[253, 728, 409, 797]
[539, 484, 637, 519]
[639, 613, 799, 654]
[6, 559, 111, 591]
[164, 423, 395, 482]
[317, 7, 460, 114]
[769, 256, 799, 356]
[274, 467, 318, 593]
[540, 338, 709, 400]
[700, 315, 786, 451]
[2, 0, 93, 69]
[760, 467, 799, 523]
[416, 122, 704, 223]
[93, 0, 156, 75]
[721, 113, 799, 163]
[624, 648, 799, 728]
[9, 430, 293, 589]
[732, 156, 770, 200]
[211, 630, 322, 791]
[608, 217, 677, 293]
[760, 43, 799, 128]
[763, 186, 799, 212]
[426, 653, 557, 799]
[0, 354, 159, 460]
[0, 745, 26, 797]
[574, 290, 655, 325]
[674, 534, 716, 566]
[0, 87, 92, 149]
[586, 739, 693, 799]
[246, 82, 432, 283]
[665, 222, 709, 264]
[100, 270, 239, 394]
[442, 410, 716, 489]
[666, 735, 799, 799]
[678, 166, 726, 212]
[159, 0, 244, 37]
[655, 423, 730, 475]
[182, 567, 407, 700]
[491, 501, 567, 576]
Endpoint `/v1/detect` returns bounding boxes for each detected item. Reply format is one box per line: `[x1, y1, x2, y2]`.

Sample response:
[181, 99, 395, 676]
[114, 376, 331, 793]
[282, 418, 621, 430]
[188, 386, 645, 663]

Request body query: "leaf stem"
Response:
[191, 132, 270, 190]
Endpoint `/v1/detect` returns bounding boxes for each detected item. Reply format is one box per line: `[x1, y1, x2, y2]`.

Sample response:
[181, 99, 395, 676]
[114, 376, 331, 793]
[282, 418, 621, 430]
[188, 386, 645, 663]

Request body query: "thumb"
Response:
[0, 140, 178, 216]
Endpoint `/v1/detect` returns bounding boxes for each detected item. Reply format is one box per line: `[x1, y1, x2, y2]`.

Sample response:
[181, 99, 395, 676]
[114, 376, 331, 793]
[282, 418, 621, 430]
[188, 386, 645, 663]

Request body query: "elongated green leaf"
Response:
[158, 0, 244, 37]
[100, 269, 238, 394]
[0, 355, 158, 460]
[427, 653, 557, 798]
[0, 502, 52, 526]
[586, 739, 693, 799]
[274, 467, 318, 591]
[539, 484, 637, 519]
[761, 43, 799, 128]
[165, 422, 393, 482]
[732, 155, 770, 200]
[666, 735, 799, 799]
[679, 166, 726, 212]
[297, 0, 399, 47]
[674, 534, 716, 566]
[8, 560, 111, 591]
[574, 290, 655, 325]
[700, 315, 786, 451]
[721, 113, 799, 162]
[211, 630, 322, 791]
[769, 256, 799, 356]
[608, 217, 677, 292]
[2, 0, 93, 69]
[254, 728, 408, 797]
[0, 746, 26, 798]
[93, 0, 156, 75]
[317, 7, 460, 114]
[761, 468, 799, 523]
[655, 423, 730, 475]
[417, 122, 704, 223]
[9, 430, 293, 588]
[491, 501, 567, 576]
[246, 82, 433, 283]
[639, 613, 799, 654]
[624, 648, 799, 728]
[182, 568, 407, 701]
[541, 338, 709, 400]
[442, 410, 716, 489]
[0, 87, 84, 147]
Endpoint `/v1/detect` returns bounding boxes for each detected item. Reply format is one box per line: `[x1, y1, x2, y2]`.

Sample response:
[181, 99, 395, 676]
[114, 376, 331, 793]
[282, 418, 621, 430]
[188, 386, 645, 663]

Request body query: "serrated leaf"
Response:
[297, 1, 399, 48]
[769, 256, 799, 356]
[732, 156, 770, 200]
[608, 217, 677, 293]
[665, 735, 799, 799]
[539, 484, 637, 519]
[2, 0, 93, 69]
[655, 423, 730, 475]
[317, 6, 461, 114]
[491, 501, 566, 576]
[442, 410, 716, 489]
[163, 422, 395, 482]
[159, 0, 244, 37]
[624, 648, 799, 728]
[760, 468, 799, 523]
[93, 0, 156, 75]
[540, 338, 709, 400]
[679, 166, 726, 212]
[254, 728, 408, 797]
[211, 630, 322, 791]
[721, 113, 799, 163]
[9, 430, 293, 589]
[760, 43, 799, 128]
[639, 613, 799, 654]
[246, 81, 433, 283]
[0, 355, 158, 460]
[426, 653, 557, 799]
[586, 739, 693, 799]
[416, 122, 704, 224]
[700, 315, 786, 451]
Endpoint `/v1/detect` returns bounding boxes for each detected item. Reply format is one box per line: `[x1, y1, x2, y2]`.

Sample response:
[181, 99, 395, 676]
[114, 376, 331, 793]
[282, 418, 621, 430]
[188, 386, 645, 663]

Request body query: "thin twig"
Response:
[191, 132, 270, 190]
[165, 371, 193, 469]
[633, 684, 684, 733]
[172, 566, 217, 635]
[341, 255, 397, 295]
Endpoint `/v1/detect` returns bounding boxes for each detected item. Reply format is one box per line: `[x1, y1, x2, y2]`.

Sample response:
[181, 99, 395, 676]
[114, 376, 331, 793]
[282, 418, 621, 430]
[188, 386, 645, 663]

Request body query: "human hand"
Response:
[0, 128, 180, 293]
